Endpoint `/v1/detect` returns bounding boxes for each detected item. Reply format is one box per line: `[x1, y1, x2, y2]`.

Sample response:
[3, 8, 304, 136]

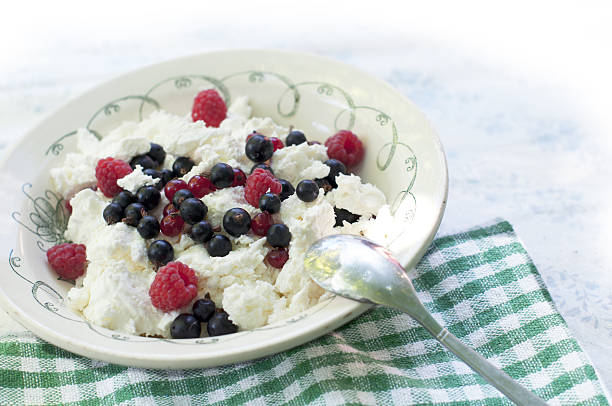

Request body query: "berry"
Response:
[137, 215, 160, 239]
[147, 143, 166, 165]
[95, 157, 132, 197]
[296, 180, 319, 202]
[188, 175, 216, 198]
[163, 203, 179, 217]
[103, 203, 124, 225]
[207, 311, 238, 336]
[250, 163, 274, 175]
[206, 235, 232, 257]
[223, 208, 252, 237]
[192, 294, 215, 322]
[136, 185, 161, 210]
[251, 212, 273, 236]
[160, 213, 185, 237]
[142, 169, 163, 190]
[123, 203, 146, 226]
[65, 199, 72, 214]
[173, 157, 195, 177]
[170, 314, 201, 339]
[266, 224, 291, 248]
[164, 179, 189, 201]
[147, 240, 174, 266]
[172, 189, 194, 208]
[324, 159, 347, 187]
[315, 178, 333, 194]
[334, 207, 360, 227]
[112, 190, 136, 209]
[244, 168, 282, 207]
[246, 131, 257, 142]
[130, 155, 157, 170]
[191, 221, 213, 243]
[245, 134, 274, 163]
[266, 248, 289, 269]
[180, 198, 208, 225]
[149, 261, 197, 311]
[46, 243, 87, 279]
[210, 163, 235, 188]
[259, 193, 281, 214]
[159, 169, 174, 186]
[269, 136, 284, 151]
[325, 130, 364, 168]
[232, 168, 247, 187]
[286, 130, 307, 146]
[278, 179, 295, 201]
[192, 89, 227, 127]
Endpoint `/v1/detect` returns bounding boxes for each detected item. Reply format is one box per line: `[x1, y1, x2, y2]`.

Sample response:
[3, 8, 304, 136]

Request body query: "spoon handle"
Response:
[406, 305, 548, 405]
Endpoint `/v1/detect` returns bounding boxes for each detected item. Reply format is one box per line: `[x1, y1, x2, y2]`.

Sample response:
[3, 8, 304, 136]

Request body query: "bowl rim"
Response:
[0, 49, 448, 368]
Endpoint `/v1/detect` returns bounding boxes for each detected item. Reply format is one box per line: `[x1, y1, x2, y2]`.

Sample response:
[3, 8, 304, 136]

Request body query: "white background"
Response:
[1, 0, 611, 391]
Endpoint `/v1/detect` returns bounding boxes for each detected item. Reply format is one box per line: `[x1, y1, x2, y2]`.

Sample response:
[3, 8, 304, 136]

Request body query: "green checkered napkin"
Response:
[0, 220, 608, 405]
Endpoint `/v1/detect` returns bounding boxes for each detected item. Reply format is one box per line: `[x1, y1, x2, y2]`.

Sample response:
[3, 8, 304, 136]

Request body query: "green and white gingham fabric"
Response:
[0, 220, 609, 405]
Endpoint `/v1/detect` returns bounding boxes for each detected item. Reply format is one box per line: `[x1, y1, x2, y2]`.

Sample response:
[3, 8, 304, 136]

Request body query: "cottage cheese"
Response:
[55, 96, 394, 338]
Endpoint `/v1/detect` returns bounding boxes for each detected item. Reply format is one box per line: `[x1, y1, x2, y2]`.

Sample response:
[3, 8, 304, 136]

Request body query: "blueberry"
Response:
[324, 159, 347, 187]
[245, 134, 274, 163]
[285, 130, 307, 146]
[191, 221, 213, 243]
[124, 202, 146, 226]
[266, 224, 291, 248]
[147, 143, 166, 165]
[112, 190, 136, 209]
[103, 203, 124, 225]
[137, 215, 160, 239]
[170, 314, 201, 339]
[278, 179, 295, 201]
[179, 198, 208, 225]
[159, 169, 174, 186]
[136, 185, 161, 210]
[259, 193, 281, 214]
[147, 239, 174, 266]
[192, 294, 215, 322]
[206, 235, 232, 257]
[223, 208, 251, 237]
[315, 178, 333, 194]
[250, 163, 274, 175]
[172, 156, 195, 177]
[130, 154, 157, 170]
[172, 188, 194, 208]
[207, 311, 238, 336]
[210, 163, 234, 188]
[296, 180, 319, 202]
[142, 169, 164, 190]
[334, 207, 360, 227]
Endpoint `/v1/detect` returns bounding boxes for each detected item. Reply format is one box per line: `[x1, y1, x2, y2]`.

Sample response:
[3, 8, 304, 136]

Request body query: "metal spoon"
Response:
[305, 234, 547, 406]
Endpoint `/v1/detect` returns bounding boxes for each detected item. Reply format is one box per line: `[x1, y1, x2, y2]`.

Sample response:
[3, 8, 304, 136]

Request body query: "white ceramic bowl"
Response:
[0, 50, 447, 368]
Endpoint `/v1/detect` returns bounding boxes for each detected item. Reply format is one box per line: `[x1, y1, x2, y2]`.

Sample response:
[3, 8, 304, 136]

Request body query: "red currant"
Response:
[232, 168, 247, 187]
[266, 248, 289, 269]
[164, 179, 188, 201]
[269, 137, 284, 151]
[251, 212, 273, 236]
[188, 175, 216, 198]
[160, 213, 184, 237]
[163, 203, 178, 217]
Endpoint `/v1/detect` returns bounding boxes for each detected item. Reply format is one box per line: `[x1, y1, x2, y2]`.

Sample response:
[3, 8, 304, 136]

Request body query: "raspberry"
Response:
[188, 175, 216, 198]
[149, 262, 198, 312]
[324, 130, 365, 168]
[192, 89, 227, 127]
[251, 212, 273, 236]
[244, 168, 282, 207]
[232, 168, 247, 187]
[46, 243, 87, 279]
[95, 158, 133, 197]
[269, 137, 284, 151]
[266, 248, 289, 269]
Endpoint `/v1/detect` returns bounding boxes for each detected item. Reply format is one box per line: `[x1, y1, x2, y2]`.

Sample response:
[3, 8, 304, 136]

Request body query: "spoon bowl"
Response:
[305, 234, 548, 406]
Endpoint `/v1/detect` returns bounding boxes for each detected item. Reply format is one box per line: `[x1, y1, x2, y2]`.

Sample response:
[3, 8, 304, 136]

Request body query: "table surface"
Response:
[1, 17, 611, 391]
